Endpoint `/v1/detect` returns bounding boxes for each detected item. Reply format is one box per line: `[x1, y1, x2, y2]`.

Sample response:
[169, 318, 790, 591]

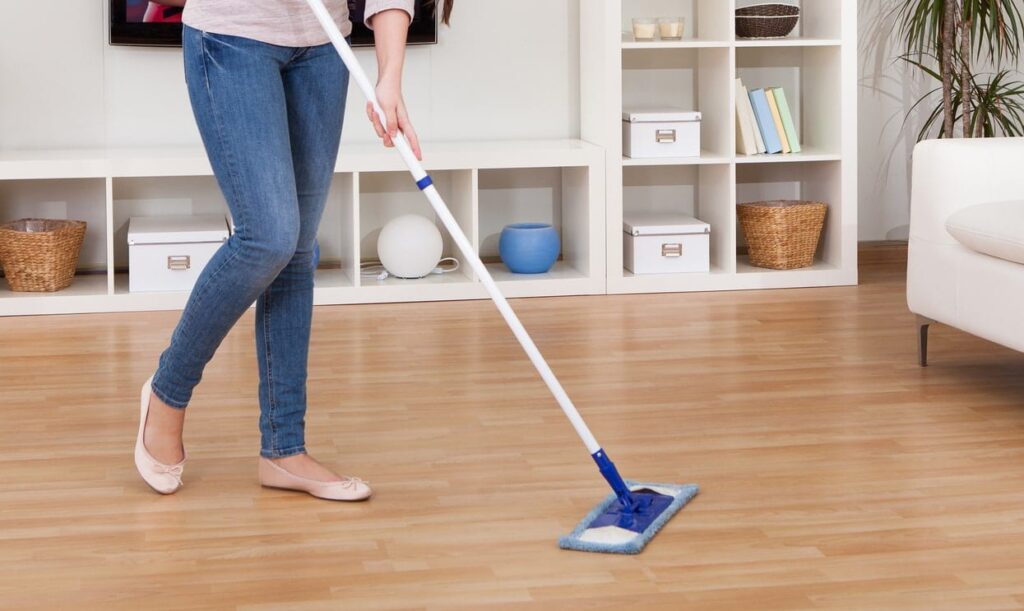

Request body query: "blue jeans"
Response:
[151, 25, 350, 459]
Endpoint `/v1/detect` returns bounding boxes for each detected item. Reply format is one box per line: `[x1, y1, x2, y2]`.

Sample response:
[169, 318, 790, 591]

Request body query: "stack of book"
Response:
[735, 78, 800, 156]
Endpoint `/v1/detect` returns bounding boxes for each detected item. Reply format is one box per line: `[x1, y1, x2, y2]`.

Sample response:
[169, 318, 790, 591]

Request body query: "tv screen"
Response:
[110, 0, 439, 47]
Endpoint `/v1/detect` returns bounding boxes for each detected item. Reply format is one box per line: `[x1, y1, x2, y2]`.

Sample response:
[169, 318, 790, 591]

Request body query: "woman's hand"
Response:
[367, 80, 422, 161]
[367, 8, 422, 161]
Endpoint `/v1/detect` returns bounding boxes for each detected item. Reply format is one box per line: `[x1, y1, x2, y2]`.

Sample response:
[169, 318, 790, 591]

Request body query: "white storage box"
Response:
[623, 108, 702, 159]
[128, 215, 230, 293]
[624, 213, 710, 274]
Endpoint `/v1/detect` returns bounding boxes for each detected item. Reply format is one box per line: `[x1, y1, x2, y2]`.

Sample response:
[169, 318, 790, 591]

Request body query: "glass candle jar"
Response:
[632, 18, 657, 41]
[658, 17, 685, 41]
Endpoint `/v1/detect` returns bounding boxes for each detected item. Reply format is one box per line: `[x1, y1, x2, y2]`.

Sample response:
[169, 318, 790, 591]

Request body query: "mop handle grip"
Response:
[303, 0, 603, 456]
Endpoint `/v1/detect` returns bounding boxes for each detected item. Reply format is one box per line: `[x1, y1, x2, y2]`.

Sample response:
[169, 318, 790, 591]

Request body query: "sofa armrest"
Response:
[911, 137, 1024, 245]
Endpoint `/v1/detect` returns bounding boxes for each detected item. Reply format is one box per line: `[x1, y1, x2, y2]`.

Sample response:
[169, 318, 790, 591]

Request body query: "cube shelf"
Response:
[736, 45, 841, 160]
[110, 176, 228, 292]
[621, 0, 732, 45]
[0, 141, 604, 315]
[358, 170, 475, 279]
[623, 164, 734, 275]
[622, 46, 733, 160]
[478, 165, 600, 298]
[0, 178, 108, 307]
[582, 0, 857, 295]
[734, 0, 842, 44]
[736, 161, 843, 274]
[0, 177, 108, 270]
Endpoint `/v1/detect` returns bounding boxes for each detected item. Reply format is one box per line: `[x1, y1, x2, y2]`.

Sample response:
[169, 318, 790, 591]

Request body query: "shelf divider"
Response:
[105, 177, 115, 296]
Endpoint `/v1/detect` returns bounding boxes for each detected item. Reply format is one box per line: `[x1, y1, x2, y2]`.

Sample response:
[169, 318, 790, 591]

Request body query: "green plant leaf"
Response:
[893, 0, 1024, 137]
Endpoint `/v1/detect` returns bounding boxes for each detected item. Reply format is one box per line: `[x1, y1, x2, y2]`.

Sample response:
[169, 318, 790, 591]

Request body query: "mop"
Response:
[304, 0, 698, 554]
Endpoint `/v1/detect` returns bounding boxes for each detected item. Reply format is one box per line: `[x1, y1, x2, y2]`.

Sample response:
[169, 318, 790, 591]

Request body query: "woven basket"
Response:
[738, 201, 826, 270]
[0, 219, 87, 292]
[736, 4, 800, 39]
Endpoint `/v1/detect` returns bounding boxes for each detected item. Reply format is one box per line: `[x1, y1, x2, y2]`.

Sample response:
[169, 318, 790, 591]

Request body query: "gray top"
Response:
[182, 0, 416, 47]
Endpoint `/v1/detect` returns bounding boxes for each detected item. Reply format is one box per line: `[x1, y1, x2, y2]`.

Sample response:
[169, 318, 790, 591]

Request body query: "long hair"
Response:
[424, 0, 454, 25]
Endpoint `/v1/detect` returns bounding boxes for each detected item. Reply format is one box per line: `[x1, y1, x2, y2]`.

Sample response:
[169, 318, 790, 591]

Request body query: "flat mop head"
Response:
[559, 482, 699, 554]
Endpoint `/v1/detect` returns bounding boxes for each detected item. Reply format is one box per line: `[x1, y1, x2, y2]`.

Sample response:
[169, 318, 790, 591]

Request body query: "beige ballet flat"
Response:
[134, 376, 186, 495]
[258, 457, 372, 501]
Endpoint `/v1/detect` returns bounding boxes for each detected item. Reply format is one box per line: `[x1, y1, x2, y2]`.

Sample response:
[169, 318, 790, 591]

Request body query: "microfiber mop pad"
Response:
[559, 482, 699, 554]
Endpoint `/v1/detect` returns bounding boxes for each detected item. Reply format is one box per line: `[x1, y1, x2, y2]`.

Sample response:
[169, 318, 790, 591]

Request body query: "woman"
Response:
[134, 0, 453, 500]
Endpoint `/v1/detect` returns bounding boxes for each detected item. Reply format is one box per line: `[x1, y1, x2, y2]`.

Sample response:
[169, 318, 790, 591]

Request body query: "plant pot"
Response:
[499, 223, 560, 274]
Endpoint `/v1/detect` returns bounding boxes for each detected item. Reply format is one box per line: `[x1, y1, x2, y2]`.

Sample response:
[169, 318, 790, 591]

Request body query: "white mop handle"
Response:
[305, 0, 601, 455]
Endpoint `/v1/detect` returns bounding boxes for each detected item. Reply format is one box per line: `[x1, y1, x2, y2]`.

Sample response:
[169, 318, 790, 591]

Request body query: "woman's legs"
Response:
[255, 42, 349, 460]
[146, 28, 353, 476]
[147, 27, 307, 460]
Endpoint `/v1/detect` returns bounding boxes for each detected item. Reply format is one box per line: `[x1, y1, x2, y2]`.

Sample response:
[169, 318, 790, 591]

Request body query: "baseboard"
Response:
[858, 241, 908, 266]
[734, 241, 908, 267]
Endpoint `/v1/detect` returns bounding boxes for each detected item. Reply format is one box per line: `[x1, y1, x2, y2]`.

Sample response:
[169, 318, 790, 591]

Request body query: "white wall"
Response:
[0, 3, 930, 242]
[858, 0, 935, 241]
[0, 2, 581, 149]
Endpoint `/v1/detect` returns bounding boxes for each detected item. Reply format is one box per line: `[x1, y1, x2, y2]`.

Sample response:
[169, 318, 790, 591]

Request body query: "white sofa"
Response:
[908, 138, 1024, 366]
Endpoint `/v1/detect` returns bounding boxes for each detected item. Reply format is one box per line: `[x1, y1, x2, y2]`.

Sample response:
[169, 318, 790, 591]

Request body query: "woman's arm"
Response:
[366, 9, 422, 160]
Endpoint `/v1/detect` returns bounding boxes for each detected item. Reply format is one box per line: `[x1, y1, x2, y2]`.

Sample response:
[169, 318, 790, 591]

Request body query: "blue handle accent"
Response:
[592, 449, 636, 513]
[416, 175, 434, 191]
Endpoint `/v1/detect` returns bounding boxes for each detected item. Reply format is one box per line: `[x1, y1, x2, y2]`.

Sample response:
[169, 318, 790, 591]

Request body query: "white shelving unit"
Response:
[581, 0, 858, 294]
[0, 1, 859, 316]
[0, 141, 605, 316]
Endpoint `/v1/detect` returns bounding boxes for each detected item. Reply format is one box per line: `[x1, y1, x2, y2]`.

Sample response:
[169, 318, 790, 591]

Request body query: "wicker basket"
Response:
[737, 201, 826, 270]
[736, 4, 800, 39]
[0, 219, 87, 292]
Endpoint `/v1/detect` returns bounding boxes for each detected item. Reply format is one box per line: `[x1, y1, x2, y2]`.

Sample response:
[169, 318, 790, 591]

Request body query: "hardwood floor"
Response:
[3, 256, 1024, 610]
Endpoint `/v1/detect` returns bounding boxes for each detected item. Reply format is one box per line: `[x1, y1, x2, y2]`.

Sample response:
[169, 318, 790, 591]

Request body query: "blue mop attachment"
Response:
[558, 450, 699, 554]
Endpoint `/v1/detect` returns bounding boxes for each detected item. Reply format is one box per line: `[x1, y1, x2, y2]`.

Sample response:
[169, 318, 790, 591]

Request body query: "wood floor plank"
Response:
[2, 258, 1024, 609]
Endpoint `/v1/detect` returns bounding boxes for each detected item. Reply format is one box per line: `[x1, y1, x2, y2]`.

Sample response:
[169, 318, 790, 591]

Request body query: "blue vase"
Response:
[499, 223, 560, 274]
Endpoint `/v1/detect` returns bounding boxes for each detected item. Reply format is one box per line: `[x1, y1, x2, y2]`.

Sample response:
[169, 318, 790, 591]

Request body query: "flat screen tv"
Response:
[110, 0, 439, 47]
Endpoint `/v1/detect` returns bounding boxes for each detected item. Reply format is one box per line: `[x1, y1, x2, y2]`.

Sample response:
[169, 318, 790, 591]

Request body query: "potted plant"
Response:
[894, 0, 1024, 139]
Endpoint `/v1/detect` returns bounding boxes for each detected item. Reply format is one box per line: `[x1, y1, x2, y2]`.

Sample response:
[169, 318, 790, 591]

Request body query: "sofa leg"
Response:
[916, 316, 933, 367]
